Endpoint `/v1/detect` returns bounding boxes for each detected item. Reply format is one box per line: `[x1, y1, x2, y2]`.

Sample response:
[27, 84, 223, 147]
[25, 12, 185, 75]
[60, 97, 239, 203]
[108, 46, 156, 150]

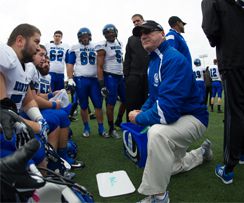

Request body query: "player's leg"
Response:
[74, 77, 90, 137]
[90, 78, 108, 138]
[115, 76, 126, 127]
[217, 81, 223, 113]
[104, 75, 120, 138]
[210, 82, 217, 112]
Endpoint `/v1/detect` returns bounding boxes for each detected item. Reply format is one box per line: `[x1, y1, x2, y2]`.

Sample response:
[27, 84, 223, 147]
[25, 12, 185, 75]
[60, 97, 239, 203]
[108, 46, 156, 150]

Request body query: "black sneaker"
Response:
[69, 115, 78, 122]
[89, 113, 96, 120]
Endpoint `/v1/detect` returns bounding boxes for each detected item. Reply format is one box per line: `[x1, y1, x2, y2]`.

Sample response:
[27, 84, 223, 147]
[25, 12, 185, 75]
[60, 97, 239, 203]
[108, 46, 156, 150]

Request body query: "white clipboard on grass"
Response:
[96, 170, 135, 197]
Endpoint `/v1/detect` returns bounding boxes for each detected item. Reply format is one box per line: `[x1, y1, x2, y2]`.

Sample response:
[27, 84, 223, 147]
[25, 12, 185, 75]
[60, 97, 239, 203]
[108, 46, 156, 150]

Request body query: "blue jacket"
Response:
[135, 41, 208, 127]
[166, 29, 192, 66]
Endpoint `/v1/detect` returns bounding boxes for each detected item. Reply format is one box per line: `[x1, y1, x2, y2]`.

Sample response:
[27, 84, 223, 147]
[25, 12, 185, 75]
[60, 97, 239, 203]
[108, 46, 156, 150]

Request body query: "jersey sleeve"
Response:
[95, 41, 106, 52]
[67, 51, 76, 64]
[0, 43, 18, 72]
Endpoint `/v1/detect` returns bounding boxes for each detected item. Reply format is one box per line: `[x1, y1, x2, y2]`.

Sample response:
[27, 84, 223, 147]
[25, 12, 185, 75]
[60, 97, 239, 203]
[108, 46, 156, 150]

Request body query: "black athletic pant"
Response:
[222, 69, 244, 172]
[125, 74, 148, 121]
[205, 85, 212, 106]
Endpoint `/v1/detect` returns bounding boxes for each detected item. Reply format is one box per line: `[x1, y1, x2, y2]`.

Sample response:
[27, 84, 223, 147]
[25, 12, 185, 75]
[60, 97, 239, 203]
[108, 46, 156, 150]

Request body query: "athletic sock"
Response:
[58, 148, 74, 165]
[83, 122, 90, 131]
[98, 123, 104, 133]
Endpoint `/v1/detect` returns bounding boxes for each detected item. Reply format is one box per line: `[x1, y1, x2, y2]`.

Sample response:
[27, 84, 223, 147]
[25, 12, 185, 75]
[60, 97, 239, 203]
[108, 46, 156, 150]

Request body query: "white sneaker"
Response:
[109, 129, 120, 139]
[201, 139, 213, 161]
[82, 130, 90, 138]
[138, 191, 170, 203]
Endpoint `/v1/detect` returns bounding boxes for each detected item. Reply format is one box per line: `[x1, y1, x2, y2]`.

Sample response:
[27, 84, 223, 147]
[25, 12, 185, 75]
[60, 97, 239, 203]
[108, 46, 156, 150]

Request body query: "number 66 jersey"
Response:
[67, 42, 97, 77]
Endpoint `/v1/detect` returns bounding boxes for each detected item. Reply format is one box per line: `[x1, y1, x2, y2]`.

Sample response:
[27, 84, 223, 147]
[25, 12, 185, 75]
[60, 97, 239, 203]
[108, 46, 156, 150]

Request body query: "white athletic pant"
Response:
[138, 115, 207, 195]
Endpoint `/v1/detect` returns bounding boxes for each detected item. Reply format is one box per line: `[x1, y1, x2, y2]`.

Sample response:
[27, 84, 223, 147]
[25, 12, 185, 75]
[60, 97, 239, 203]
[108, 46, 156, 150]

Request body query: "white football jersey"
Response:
[0, 43, 29, 111]
[193, 65, 206, 81]
[69, 42, 97, 77]
[25, 62, 40, 90]
[95, 40, 123, 75]
[39, 74, 51, 94]
[209, 64, 221, 81]
[25, 62, 51, 94]
[45, 42, 69, 74]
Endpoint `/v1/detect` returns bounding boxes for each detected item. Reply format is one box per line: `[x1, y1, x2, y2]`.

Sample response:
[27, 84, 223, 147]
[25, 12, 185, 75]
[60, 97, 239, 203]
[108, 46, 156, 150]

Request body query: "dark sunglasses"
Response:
[139, 28, 162, 36]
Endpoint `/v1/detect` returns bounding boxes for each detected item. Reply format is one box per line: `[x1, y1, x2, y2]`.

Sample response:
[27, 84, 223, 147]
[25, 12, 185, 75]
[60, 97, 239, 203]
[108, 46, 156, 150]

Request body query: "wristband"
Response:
[48, 92, 54, 99]
[52, 101, 57, 109]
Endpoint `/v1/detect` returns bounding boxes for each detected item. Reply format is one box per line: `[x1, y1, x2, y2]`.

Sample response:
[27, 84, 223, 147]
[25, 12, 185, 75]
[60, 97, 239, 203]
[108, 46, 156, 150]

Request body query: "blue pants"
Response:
[74, 76, 103, 109]
[49, 72, 64, 92]
[104, 73, 126, 105]
[0, 133, 46, 165]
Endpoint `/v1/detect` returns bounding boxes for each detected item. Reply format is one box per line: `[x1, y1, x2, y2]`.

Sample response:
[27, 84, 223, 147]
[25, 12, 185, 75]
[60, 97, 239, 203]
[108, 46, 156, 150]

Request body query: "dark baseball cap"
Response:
[168, 16, 186, 27]
[133, 20, 164, 37]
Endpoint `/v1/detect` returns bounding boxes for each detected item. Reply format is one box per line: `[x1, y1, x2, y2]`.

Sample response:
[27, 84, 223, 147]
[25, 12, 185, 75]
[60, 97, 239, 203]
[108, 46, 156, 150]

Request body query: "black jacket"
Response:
[201, 0, 244, 71]
[123, 35, 149, 76]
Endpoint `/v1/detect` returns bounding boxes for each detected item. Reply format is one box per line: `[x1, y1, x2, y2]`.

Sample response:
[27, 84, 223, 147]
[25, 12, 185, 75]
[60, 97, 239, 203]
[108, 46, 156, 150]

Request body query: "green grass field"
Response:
[70, 104, 244, 202]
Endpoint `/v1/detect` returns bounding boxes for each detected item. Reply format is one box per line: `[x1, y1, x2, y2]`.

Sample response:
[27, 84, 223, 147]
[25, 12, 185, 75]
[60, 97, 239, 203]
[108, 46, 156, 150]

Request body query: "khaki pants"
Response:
[138, 115, 207, 195]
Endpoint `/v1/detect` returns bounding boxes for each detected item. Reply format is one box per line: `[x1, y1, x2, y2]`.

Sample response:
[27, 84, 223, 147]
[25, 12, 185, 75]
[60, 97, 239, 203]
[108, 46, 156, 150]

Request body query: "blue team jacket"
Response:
[166, 29, 192, 66]
[135, 41, 208, 127]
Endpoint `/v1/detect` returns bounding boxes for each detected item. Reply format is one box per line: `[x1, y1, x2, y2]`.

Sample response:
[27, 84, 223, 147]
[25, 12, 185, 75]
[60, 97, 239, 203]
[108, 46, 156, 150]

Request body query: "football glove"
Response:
[67, 78, 76, 93]
[14, 122, 33, 149]
[101, 87, 109, 97]
[99, 80, 109, 97]
[37, 118, 49, 142]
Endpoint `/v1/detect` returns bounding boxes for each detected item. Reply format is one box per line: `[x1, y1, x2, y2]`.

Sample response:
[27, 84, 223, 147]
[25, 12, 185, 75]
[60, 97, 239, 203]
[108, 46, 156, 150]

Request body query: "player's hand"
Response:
[56, 100, 61, 109]
[14, 122, 33, 149]
[37, 118, 49, 142]
[101, 87, 109, 97]
[128, 110, 140, 124]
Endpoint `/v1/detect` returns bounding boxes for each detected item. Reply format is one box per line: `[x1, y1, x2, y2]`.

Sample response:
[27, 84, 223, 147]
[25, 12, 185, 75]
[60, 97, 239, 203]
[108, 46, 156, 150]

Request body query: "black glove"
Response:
[0, 107, 34, 142]
[0, 139, 45, 202]
[99, 80, 109, 97]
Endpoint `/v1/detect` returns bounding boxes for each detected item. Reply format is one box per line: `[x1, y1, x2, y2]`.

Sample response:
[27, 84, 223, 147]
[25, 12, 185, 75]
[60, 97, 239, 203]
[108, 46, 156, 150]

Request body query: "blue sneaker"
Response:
[239, 155, 244, 165]
[215, 164, 234, 184]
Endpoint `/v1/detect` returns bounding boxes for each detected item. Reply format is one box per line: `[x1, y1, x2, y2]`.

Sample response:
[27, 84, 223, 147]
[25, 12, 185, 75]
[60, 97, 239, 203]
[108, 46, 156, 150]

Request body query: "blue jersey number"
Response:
[50, 50, 64, 62]
[210, 68, 217, 78]
[194, 71, 201, 78]
[40, 83, 50, 94]
[80, 51, 96, 65]
[115, 50, 122, 63]
[10, 94, 23, 104]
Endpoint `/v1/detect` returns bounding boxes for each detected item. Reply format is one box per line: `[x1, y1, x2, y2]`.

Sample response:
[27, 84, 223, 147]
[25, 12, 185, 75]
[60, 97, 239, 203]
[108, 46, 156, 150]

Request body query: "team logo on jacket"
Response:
[153, 73, 159, 87]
